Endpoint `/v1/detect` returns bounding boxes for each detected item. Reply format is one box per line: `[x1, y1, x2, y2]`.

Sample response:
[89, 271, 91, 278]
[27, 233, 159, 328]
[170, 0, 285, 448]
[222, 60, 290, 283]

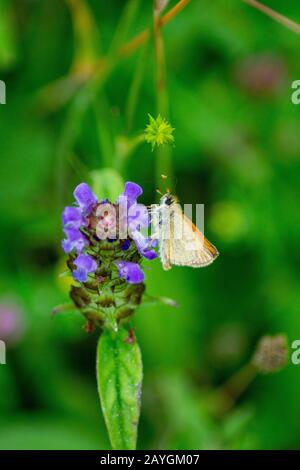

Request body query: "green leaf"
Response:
[96, 328, 143, 450]
[91, 168, 124, 202]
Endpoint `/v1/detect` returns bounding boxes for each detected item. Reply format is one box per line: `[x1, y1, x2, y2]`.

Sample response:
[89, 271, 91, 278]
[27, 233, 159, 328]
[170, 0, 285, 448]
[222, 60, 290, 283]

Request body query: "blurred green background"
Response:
[1, 0, 300, 450]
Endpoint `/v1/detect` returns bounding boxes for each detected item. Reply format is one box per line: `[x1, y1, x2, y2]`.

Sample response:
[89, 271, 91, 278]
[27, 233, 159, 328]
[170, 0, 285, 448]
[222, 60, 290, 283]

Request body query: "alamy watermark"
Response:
[0, 80, 6, 104]
[291, 80, 300, 105]
[291, 340, 300, 365]
[92, 199, 206, 249]
[0, 340, 6, 364]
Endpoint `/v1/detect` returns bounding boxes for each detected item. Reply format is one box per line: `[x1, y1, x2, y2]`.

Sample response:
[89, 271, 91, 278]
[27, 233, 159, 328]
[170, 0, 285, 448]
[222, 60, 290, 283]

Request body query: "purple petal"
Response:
[150, 238, 158, 248]
[72, 268, 88, 282]
[124, 181, 143, 200]
[62, 228, 88, 253]
[62, 206, 86, 229]
[73, 254, 97, 282]
[131, 230, 148, 251]
[73, 183, 97, 215]
[115, 261, 144, 284]
[131, 230, 158, 260]
[141, 249, 158, 260]
[120, 181, 143, 207]
[128, 203, 149, 230]
[74, 253, 97, 271]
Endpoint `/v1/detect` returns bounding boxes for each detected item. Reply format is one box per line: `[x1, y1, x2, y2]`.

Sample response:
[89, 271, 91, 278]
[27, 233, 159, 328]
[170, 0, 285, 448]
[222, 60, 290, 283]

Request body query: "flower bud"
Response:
[144, 114, 175, 150]
[252, 334, 288, 374]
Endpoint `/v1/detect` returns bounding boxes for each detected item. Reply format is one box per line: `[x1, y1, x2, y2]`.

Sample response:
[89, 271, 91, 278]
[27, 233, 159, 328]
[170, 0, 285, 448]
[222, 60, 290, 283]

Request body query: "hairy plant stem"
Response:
[244, 0, 300, 36]
[211, 362, 258, 416]
[120, 0, 191, 58]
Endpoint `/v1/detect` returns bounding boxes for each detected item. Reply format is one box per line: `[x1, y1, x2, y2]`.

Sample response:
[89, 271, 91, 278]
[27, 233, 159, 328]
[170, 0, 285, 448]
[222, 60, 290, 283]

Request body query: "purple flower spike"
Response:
[115, 261, 144, 284]
[62, 206, 86, 229]
[62, 228, 88, 254]
[122, 182, 143, 206]
[73, 254, 97, 282]
[73, 183, 97, 215]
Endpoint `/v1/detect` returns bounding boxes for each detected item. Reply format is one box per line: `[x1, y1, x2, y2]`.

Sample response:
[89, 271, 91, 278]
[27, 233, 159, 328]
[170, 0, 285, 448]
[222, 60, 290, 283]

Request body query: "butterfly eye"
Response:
[164, 195, 173, 206]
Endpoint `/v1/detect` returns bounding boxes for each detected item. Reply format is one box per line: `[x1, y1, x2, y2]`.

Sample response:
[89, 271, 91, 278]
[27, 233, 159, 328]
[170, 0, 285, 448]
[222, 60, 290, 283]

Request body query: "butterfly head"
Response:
[160, 193, 177, 207]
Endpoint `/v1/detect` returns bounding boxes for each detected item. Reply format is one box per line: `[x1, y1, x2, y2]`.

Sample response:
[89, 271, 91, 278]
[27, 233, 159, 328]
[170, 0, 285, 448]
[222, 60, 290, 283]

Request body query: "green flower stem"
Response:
[93, 93, 115, 168]
[125, 43, 150, 133]
[109, 0, 141, 58]
[55, 87, 90, 204]
[209, 363, 258, 417]
[115, 134, 145, 172]
[153, 2, 173, 193]
[67, 0, 102, 71]
[96, 327, 143, 450]
[89, 1, 141, 170]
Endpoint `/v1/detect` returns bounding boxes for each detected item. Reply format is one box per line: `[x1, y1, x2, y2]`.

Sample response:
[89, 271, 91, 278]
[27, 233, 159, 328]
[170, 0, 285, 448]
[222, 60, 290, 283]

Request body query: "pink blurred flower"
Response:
[235, 54, 287, 97]
[0, 300, 25, 344]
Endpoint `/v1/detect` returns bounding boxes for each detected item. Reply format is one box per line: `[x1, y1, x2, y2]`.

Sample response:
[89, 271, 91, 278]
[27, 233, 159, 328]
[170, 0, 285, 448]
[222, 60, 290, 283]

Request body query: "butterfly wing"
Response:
[158, 215, 172, 271]
[159, 237, 172, 270]
[168, 207, 219, 268]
